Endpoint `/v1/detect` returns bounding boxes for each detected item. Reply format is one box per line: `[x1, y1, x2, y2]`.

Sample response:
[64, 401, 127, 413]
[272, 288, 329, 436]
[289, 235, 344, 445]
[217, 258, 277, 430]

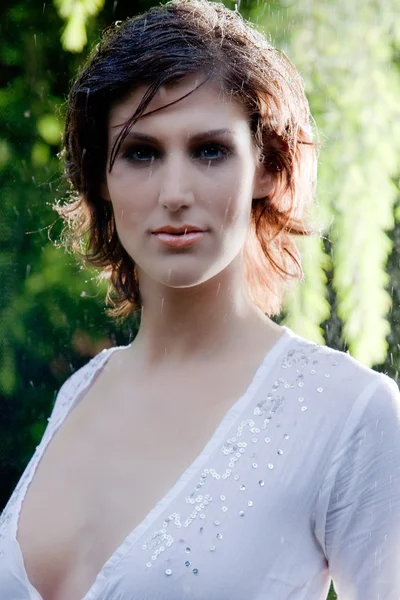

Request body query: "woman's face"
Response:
[101, 74, 272, 291]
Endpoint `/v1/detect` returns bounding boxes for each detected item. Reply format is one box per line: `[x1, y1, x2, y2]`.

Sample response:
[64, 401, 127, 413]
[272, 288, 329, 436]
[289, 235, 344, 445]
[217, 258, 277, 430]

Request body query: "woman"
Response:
[1, 0, 399, 598]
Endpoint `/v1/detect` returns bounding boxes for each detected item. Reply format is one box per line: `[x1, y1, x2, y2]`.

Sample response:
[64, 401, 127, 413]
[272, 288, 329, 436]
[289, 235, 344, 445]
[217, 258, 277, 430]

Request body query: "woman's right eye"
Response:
[122, 145, 157, 162]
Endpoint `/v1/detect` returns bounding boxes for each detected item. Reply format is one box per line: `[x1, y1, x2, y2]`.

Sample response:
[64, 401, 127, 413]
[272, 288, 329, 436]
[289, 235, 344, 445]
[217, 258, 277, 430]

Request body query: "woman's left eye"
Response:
[121, 143, 232, 164]
[197, 144, 231, 161]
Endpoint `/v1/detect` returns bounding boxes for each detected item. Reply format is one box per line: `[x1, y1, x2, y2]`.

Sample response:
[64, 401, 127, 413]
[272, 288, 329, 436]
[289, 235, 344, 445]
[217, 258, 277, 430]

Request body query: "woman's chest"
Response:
[15, 378, 244, 600]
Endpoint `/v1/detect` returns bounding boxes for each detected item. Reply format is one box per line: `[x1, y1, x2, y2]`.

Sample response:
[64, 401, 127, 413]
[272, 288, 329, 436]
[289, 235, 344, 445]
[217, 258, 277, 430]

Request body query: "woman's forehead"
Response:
[108, 77, 249, 135]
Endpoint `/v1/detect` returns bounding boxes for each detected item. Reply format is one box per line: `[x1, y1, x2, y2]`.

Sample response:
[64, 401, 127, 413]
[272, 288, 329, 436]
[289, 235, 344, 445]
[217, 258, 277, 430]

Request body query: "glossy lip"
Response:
[152, 224, 205, 234]
[152, 231, 205, 248]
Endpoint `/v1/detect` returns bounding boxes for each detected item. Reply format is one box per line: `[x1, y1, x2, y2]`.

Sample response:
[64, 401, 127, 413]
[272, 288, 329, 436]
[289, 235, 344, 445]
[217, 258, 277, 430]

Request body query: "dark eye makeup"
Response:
[120, 142, 234, 165]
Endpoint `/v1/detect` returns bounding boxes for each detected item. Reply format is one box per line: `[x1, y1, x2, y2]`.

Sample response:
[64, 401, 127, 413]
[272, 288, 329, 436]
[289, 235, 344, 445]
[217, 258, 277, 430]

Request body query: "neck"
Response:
[129, 258, 279, 369]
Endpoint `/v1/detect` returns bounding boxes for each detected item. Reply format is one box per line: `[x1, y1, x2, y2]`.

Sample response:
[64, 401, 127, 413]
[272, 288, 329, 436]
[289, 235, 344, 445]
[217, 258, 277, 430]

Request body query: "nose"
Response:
[158, 152, 195, 211]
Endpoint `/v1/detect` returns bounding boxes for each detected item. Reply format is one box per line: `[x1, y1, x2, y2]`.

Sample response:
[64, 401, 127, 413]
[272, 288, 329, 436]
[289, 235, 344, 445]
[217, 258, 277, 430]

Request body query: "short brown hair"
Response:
[54, 0, 321, 323]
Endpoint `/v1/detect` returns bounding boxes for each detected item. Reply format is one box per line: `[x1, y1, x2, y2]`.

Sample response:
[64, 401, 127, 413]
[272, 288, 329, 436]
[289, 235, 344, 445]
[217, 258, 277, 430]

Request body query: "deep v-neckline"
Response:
[11, 326, 293, 600]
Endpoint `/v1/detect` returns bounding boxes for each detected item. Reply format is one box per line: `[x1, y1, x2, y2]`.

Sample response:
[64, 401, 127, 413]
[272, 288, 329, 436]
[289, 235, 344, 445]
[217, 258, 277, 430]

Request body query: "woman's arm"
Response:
[322, 375, 400, 599]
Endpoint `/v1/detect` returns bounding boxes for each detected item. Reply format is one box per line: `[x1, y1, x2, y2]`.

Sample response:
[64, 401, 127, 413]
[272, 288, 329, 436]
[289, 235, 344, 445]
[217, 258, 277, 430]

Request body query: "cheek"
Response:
[106, 173, 144, 228]
[212, 171, 253, 222]
[107, 172, 132, 205]
[217, 160, 254, 198]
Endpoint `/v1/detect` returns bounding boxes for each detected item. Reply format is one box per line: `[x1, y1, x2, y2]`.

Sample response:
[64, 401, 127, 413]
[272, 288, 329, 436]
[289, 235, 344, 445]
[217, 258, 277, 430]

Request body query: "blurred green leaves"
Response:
[36, 114, 62, 145]
[1, 9, 399, 589]
[1, 0, 399, 407]
[247, 0, 400, 367]
[54, 0, 106, 51]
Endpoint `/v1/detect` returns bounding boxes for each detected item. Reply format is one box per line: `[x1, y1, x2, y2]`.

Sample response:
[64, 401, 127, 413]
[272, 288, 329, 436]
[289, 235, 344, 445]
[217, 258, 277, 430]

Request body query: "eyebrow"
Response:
[113, 128, 234, 144]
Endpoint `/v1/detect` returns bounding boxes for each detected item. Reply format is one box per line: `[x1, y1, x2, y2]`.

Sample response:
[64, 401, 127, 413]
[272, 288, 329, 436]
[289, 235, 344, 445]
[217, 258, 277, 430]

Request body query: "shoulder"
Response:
[281, 329, 399, 473]
[283, 327, 398, 403]
[48, 346, 116, 423]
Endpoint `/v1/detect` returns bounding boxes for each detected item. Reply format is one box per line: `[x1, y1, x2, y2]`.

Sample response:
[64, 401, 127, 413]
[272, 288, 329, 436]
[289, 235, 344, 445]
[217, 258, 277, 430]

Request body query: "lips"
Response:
[153, 230, 205, 247]
[158, 231, 189, 235]
[152, 225, 205, 235]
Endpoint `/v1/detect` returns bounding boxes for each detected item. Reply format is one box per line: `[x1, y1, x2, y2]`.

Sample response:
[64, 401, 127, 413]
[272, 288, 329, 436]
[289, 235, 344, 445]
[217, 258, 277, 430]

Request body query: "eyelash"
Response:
[121, 143, 233, 165]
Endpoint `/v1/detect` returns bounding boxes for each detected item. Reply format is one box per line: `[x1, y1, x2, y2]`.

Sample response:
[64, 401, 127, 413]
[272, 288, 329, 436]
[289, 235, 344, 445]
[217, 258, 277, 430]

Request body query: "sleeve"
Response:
[323, 375, 400, 599]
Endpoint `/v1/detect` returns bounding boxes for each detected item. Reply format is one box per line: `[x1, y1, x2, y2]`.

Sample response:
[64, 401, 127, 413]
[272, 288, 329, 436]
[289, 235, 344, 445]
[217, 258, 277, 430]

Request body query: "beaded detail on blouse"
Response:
[1, 328, 399, 600]
[138, 336, 337, 576]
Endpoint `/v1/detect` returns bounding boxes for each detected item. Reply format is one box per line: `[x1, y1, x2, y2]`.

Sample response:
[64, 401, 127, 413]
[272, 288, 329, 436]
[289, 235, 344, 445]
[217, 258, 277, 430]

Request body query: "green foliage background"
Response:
[1, 1, 400, 597]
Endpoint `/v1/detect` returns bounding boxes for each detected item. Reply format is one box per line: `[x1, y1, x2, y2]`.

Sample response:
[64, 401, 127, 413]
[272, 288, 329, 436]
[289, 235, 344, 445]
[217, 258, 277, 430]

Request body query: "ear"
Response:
[252, 163, 275, 200]
[100, 181, 111, 201]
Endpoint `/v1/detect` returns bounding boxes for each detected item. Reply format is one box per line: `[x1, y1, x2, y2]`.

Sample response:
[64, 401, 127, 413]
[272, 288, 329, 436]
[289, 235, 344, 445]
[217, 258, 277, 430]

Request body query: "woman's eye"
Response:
[122, 146, 157, 162]
[121, 143, 231, 164]
[197, 144, 231, 161]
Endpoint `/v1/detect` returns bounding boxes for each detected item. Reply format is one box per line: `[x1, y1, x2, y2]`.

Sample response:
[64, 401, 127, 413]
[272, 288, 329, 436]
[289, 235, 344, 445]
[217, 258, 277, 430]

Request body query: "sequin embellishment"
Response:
[141, 337, 339, 577]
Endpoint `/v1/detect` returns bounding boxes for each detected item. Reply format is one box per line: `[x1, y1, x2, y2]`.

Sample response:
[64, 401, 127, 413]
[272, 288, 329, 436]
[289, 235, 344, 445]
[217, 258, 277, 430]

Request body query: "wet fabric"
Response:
[1, 325, 399, 600]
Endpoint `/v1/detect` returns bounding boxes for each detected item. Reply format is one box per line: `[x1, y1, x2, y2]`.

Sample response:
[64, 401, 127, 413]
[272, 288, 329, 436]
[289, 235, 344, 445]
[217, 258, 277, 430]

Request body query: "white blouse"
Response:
[0, 325, 399, 600]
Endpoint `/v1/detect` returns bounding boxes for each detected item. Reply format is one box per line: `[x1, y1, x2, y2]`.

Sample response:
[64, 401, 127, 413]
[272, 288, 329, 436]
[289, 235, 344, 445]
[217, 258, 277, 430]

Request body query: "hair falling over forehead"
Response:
[54, 0, 322, 323]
